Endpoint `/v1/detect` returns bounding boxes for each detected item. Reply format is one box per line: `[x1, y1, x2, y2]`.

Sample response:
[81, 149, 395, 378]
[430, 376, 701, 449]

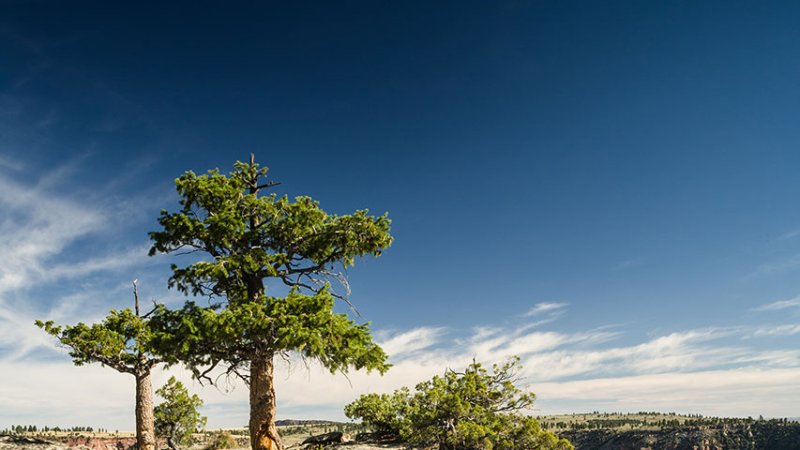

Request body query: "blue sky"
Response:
[1, 0, 800, 429]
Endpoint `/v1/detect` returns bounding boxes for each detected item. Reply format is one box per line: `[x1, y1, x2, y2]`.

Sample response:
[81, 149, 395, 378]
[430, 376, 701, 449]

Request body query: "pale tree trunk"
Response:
[135, 360, 156, 450]
[249, 353, 283, 450]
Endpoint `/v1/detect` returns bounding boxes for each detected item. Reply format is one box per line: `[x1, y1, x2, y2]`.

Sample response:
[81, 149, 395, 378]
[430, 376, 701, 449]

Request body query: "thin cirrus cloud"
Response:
[776, 228, 800, 241]
[750, 254, 800, 277]
[525, 302, 568, 317]
[378, 326, 447, 360]
[0, 161, 162, 362]
[0, 176, 103, 294]
[754, 296, 800, 312]
[752, 324, 800, 337]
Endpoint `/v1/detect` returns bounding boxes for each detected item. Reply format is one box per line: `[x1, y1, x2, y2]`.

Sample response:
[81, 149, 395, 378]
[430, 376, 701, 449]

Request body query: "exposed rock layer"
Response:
[561, 423, 800, 450]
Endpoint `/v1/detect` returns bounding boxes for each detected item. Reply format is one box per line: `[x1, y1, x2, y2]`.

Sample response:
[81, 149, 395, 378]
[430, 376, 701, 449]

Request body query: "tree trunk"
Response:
[135, 363, 156, 450]
[249, 353, 282, 450]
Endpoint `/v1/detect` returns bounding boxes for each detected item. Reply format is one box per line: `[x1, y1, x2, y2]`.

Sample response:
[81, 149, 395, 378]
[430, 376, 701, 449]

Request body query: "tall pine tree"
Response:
[149, 156, 392, 450]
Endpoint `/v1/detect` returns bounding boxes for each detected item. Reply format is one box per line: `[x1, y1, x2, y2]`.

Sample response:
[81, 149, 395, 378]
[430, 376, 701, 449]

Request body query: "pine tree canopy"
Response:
[35, 307, 156, 374]
[148, 158, 393, 381]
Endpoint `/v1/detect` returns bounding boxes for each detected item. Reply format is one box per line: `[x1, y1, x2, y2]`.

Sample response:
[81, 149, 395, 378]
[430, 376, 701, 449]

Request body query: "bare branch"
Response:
[133, 279, 140, 317]
[256, 181, 281, 190]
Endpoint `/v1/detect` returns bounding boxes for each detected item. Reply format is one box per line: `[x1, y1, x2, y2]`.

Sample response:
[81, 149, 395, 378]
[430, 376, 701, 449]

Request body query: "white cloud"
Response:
[533, 367, 800, 417]
[0, 174, 104, 295]
[755, 297, 800, 312]
[379, 327, 446, 359]
[0, 167, 163, 362]
[752, 324, 800, 337]
[45, 243, 153, 281]
[261, 325, 800, 421]
[525, 302, 568, 317]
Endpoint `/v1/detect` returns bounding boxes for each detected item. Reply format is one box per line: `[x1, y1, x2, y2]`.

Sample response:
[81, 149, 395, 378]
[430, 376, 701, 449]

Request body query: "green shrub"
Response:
[204, 432, 237, 450]
[345, 357, 573, 450]
[344, 389, 411, 437]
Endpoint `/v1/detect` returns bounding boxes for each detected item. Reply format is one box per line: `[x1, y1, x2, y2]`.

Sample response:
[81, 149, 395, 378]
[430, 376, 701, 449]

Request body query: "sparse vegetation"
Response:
[204, 432, 237, 450]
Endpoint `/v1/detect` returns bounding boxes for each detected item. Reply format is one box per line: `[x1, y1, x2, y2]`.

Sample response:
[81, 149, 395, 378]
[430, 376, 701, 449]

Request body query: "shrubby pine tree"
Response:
[148, 157, 393, 450]
[36, 282, 160, 450]
[343, 389, 412, 438]
[155, 376, 207, 450]
[345, 357, 573, 450]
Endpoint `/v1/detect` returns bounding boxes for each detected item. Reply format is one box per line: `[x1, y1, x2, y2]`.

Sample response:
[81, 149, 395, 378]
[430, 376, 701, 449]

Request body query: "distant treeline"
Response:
[538, 412, 797, 431]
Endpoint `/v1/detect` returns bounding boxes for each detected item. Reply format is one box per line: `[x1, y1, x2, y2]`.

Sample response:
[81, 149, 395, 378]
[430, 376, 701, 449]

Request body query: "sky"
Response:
[1, 0, 800, 429]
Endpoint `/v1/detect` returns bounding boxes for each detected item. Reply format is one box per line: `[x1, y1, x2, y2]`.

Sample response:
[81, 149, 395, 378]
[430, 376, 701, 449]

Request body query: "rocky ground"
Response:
[0, 436, 65, 450]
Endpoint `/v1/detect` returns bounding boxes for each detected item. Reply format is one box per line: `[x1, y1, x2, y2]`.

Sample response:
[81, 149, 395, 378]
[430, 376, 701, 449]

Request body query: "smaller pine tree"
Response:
[155, 376, 207, 450]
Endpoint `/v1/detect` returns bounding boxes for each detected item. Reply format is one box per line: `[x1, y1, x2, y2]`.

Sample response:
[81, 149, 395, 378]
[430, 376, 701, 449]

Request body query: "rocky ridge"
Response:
[561, 422, 800, 450]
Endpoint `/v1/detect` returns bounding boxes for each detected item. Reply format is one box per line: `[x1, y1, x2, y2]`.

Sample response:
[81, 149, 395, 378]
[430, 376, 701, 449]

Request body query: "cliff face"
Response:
[561, 422, 800, 450]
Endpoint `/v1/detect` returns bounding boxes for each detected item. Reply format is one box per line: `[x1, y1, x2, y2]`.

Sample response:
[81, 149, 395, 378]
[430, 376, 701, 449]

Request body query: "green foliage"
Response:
[343, 390, 411, 437]
[204, 432, 237, 450]
[154, 376, 207, 449]
[149, 288, 388, 379]
[149, 160, 393, 303]
[345, 358, 573, 450]
[148, 158, 393, 377]
[35, 307, 154, 373]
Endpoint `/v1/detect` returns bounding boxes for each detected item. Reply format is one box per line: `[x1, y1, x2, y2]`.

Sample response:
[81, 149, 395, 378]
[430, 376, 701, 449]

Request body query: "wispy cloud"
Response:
[750, 254, 800, 277]
[0, 154, 25, 172]
[0, 163, 162, 362]
[0, 173, 104, 294]
[379, 327, 446, 359]
[533, 367, 800, 417]
[752, 324, 800, 337]
[754, 296, 800, 312]
[256, 321, 799, 424]
[525, 302, 568, 317]
[777, 229, 800, 241]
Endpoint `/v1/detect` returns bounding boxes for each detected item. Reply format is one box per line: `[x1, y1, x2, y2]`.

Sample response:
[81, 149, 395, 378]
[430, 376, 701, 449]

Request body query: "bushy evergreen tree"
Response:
[346, 358, 573, 450]
[155, 376, 207, 450]
[149, 157, 393, 450]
